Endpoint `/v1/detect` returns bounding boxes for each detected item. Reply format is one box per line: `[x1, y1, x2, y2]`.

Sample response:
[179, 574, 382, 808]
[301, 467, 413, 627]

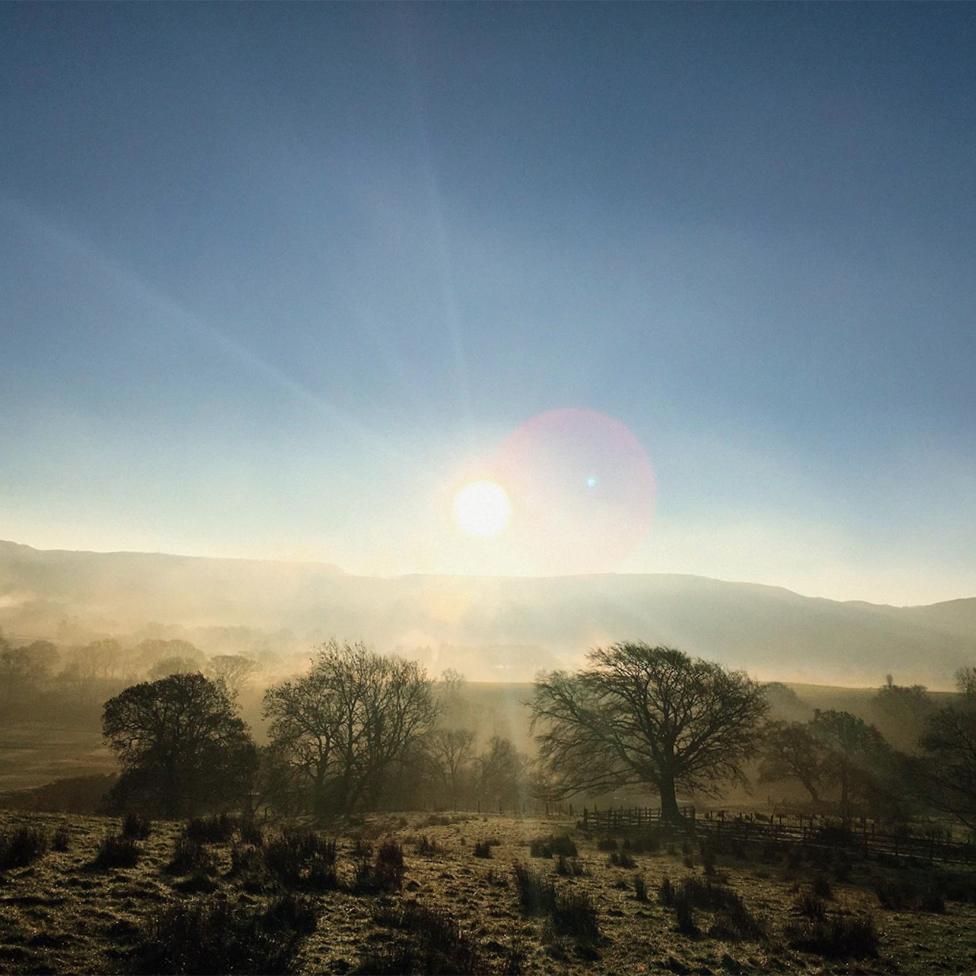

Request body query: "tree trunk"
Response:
[659, 770, 683, 822]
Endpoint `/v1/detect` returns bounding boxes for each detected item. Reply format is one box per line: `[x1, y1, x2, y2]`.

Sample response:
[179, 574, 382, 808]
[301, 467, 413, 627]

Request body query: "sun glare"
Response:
[452, 480, 511, 537]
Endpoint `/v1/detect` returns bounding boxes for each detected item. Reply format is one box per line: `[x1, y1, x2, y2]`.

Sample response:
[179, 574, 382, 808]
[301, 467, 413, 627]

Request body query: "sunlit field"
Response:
[3, 808, 976, 975]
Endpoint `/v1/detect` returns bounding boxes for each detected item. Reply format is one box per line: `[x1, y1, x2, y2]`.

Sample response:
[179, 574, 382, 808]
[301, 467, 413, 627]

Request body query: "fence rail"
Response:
[580, 805, 976, 866]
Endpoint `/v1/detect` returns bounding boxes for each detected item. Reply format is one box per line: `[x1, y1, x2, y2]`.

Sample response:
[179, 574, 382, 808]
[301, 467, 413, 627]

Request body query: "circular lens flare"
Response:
[452, 480, 512, 537]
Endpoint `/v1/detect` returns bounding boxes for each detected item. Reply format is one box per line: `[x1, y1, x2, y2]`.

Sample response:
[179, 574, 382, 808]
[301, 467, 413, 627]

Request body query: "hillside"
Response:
[1, 540, 974, 686]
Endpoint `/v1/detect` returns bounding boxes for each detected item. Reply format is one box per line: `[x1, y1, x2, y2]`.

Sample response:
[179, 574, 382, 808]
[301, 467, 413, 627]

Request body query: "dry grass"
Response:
[0, 809, 974, 974]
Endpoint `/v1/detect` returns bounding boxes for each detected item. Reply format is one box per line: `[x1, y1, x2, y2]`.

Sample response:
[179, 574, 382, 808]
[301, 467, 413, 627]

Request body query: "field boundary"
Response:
[580, 805, 976, 865]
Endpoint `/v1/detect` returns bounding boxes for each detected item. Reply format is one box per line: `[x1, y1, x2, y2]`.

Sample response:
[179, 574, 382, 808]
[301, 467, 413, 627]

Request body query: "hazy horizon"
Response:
[4, 535, 976, 610]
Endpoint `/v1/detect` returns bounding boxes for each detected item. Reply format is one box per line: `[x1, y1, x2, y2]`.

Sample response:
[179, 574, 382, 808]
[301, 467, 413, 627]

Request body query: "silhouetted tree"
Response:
[475, 735, 528, 813]
[918, 672, 976, 829]
[429, 728, 476, 810]
[759, 721, 827, 803]
[102, 673, 257, 817]
[870, 676, 933, 753]
[531, 644, 768, 821]
[206, 654, 257, 699]
[148, 655, 203, 680]
[810, 709, 892, 822]
[263, 640, 437, 818]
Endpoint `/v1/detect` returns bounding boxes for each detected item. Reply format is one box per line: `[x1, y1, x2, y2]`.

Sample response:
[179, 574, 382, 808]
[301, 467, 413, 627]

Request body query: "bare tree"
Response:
[207, 654, 258, 699]
[264, 640, 438, 817]
[918, 672, 976, 829]
[429, 727, 476, 810]
[475, 735, 528, 814]
[531, 644, 768, 821]
[810, 709, 892, 822]
[758, 720, 826, 803]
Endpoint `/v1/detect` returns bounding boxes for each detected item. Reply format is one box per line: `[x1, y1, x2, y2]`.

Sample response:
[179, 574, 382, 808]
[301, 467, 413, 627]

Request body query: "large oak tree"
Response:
[531, 643, 768, 821]
[102, 672, 257, 817]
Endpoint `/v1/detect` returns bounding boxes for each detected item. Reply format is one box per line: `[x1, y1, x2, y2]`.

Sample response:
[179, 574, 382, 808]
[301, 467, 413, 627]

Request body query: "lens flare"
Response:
[490, 407, 656, 573]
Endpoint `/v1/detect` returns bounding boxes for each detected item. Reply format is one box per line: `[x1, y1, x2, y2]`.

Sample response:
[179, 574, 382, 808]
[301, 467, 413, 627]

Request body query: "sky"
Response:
[1, 3, 975, 605]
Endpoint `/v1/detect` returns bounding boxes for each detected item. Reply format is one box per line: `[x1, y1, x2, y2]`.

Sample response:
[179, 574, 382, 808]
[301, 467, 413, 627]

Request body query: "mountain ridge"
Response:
[1, 539, 973, 686]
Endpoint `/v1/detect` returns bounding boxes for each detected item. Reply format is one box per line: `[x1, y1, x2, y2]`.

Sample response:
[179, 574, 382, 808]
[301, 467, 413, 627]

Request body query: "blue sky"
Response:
[2, 4, 975, 603]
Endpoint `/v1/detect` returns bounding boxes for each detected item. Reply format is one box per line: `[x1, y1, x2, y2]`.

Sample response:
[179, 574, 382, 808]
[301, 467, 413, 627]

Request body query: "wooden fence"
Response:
[580, 805, 976, 866]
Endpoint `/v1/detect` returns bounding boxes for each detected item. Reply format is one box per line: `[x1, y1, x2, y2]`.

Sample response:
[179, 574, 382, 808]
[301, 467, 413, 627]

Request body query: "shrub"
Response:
[786, 914, 879, 958]
[93, 832, 140, 870]
[513, 863, 557, 916]
[0, 826, 49, 869]
[357, 900, 489, 975]
[264, 829, 337, 890]
[132, 893, 318, 974]
[473, 840, 493, 858]
[185, 813, 238, 844]
[122, 812, 152, 840]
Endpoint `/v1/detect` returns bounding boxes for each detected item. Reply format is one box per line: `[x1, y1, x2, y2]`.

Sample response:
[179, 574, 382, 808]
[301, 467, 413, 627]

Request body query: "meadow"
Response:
[2, 808, 976, 975]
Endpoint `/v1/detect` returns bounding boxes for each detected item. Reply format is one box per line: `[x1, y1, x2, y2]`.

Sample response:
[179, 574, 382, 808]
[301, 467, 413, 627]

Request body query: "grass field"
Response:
[1, 809, 975, 974]
[0, 726, 113, 794]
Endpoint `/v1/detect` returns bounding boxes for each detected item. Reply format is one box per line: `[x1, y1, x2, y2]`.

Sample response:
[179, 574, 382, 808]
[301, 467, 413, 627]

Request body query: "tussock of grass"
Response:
[92, 832, 140, 870]
[357, 900, 489, 975]
[473, 839, 493, 858]
[351, 837, 405, 894]
[786, 913, 879, 958]
[513, 862, 556, 915]
[608, 848, 636, 868]
[555, 854, 587, 876]
[121, 812, 152, 840]
[529, 834, 578, 858]
[168, 836, 217, 876]
[263, 829, 338, 890]
[414, 834, 440, 855]
[665, 876, 765, 941]
[0, 826, 49, 869]
[132, 892, 318, 974]
[185, 813, 239, 844]
[875, 877, 945, 913]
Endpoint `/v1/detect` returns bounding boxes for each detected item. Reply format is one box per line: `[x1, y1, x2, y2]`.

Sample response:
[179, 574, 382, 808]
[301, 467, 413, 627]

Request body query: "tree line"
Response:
[92, 639, 976, 831]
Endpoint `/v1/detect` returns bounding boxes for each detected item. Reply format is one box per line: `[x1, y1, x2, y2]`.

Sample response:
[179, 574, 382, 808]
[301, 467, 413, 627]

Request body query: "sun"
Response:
[452, 480, 512, 537]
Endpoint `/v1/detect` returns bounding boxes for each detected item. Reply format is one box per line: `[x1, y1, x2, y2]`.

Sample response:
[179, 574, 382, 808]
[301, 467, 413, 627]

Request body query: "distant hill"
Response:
[1, 540, 973, 686]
